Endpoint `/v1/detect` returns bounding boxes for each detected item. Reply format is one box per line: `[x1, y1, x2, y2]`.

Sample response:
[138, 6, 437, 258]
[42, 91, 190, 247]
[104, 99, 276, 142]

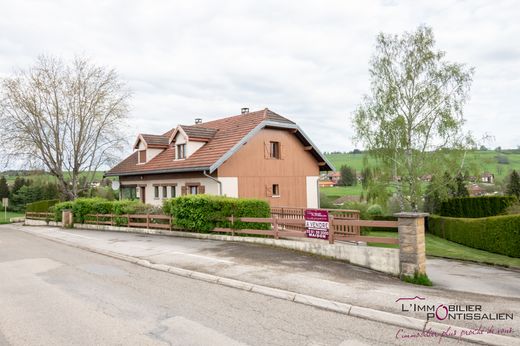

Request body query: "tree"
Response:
[11, 176, 29, 195]
[353, 26, 474, 211]
[338, 165, 356, 186]
[506, 170, 520, 198]
[454, 172, 469, 197]
[0, 176, 9, 199]
[0, 55, 130, 200]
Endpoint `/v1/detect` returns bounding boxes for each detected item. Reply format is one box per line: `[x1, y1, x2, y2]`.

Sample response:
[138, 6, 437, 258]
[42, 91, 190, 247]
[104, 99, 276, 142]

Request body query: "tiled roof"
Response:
[107, 108, 299, 176]
[177, 125, 218, 140]
[139, 134, 169, 147]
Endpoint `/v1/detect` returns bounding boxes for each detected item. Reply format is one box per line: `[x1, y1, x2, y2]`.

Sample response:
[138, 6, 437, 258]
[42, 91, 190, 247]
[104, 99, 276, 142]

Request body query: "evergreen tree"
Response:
[12, 176, 27, 195]
[454, 172, 469, 197]
[0, 176, 9, 199]
[506, 170, 520, 199]
[339, 165, 356, 186]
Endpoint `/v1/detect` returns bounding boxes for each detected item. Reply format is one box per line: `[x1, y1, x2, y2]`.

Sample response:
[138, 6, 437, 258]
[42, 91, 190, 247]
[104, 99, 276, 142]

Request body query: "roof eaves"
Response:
[105, 166, 210, 177]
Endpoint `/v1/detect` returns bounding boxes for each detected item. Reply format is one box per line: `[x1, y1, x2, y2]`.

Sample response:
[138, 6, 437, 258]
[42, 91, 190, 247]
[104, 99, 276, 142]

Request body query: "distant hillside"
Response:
[1, 171, 107, 185]
[325, 150, 520, 181]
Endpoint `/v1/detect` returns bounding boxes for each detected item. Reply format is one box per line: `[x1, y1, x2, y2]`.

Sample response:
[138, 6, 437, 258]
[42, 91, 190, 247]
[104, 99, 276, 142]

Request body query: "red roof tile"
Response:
[107, 108, 299, 176]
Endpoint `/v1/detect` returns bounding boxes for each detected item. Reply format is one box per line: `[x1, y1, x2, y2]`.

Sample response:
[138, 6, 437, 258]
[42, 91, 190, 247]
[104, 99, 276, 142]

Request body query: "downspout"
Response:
[203, 170, 222, 195]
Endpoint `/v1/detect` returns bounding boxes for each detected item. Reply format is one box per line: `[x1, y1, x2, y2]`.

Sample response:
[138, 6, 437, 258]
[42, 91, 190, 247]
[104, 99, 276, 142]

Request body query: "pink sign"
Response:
[304, 209, 329, 239]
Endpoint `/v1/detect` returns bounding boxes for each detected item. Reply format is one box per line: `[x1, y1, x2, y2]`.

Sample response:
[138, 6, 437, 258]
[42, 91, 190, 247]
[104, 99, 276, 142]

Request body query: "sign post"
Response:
[304, 209, 330, 240]
[2, 198, 8, 223]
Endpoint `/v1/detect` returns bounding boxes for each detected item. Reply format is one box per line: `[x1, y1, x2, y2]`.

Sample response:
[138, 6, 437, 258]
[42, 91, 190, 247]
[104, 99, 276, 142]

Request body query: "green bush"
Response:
[367, 204, 383, 217]
[439, 196, 518, 218]
[163, 195, 271, 232]
[428, 214, 520, 258]
[26, 199, 59, 212]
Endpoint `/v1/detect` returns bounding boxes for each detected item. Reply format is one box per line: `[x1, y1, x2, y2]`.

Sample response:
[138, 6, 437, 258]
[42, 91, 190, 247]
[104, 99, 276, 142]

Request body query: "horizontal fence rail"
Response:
[84, 213, 173, 231]
[25, 212, 54, 220]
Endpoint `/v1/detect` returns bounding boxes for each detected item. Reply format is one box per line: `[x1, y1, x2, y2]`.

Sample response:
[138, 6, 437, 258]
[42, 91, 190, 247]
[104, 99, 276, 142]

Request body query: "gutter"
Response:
[203, 170, 222, 195]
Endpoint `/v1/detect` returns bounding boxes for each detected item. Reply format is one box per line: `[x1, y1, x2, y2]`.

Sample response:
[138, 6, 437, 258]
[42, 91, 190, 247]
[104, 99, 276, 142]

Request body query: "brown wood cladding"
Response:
[217, 128, 319, 208]
[119, 171, 212, 182]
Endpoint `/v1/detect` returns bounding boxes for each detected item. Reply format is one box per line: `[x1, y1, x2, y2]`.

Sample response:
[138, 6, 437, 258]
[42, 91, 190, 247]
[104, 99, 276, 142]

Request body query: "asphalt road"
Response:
[0, 226, 474, 346]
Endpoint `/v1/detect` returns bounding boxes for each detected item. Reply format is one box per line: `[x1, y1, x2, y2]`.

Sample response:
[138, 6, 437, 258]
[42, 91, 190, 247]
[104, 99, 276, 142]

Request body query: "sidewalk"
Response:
[15, 224, 520, 340]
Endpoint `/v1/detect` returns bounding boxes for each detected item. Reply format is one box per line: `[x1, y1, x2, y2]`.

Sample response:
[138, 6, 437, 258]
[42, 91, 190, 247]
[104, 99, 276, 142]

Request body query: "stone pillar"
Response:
[394, 212, 428, 277]
[62, 209, 73, 228]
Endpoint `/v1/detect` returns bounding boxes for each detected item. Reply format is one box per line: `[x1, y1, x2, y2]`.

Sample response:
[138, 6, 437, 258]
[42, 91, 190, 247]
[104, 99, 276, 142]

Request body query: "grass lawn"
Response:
[366, 231, 520, 269]
[0, 211, 25, 224]
[320, 185, 363, 198]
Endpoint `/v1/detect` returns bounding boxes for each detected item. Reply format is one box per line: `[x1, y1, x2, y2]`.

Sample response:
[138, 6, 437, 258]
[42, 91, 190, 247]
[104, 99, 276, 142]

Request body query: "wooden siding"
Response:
[217, 128, 319, 207]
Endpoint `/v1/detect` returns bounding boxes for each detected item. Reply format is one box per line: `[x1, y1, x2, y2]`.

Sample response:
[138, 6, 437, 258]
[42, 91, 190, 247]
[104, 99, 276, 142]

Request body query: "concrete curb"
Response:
[17, 226, 519, 346]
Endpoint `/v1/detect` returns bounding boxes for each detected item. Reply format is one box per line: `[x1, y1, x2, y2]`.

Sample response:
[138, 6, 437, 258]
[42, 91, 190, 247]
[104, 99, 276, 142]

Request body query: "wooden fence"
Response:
[26, 208, 397, 245]
[25, 212, 54, 220]
[214, 215, 399, 245]
[84, 214, 173, 230]
[271, 207, 361, 236]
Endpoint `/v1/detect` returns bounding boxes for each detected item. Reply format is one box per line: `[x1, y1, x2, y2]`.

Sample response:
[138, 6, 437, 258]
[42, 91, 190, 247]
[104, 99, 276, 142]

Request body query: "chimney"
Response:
[241, 107, 249, 115]
[195, 118, 202, 124]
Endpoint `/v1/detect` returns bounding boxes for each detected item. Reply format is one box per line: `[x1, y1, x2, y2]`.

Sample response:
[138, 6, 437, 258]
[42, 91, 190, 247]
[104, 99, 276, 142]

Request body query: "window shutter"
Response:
[264, 141, 270, 159]
[181, 186, 187, 196]
[199, 185, 205, 194]
[279, 142, 284, 160]
[265, 184, 272, 197]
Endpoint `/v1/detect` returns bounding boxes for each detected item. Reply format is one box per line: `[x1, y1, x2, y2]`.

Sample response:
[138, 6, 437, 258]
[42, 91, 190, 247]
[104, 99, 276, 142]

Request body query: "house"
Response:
[468, 184, 484, 197]
[327, 171, 341, 184]
[480, 172, 495, 184]
[318, 181, 335, 188]
[106, 108, 334, 208]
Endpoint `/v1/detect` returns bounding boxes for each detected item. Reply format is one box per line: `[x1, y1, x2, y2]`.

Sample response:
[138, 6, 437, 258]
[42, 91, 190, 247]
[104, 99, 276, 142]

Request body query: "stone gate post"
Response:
[394, 212, 428, 277]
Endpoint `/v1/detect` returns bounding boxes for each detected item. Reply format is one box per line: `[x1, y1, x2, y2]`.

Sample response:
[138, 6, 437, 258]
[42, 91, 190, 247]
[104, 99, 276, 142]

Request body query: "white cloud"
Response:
[0, 0, 519, 155]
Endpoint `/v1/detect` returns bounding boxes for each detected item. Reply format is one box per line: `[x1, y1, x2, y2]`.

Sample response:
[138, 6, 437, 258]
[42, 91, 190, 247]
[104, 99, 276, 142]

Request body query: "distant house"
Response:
[480, 172, 495, 184]
[319, 181, 335, 188]
[106, 108, 334, 208]
[468, 184, 484, 196]
[328, 171, 341, 184]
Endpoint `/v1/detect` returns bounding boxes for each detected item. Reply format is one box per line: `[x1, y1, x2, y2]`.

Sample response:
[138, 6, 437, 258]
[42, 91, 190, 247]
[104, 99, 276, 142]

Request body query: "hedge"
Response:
[26, 199, 59, 213]
[163, 195, 271, 232]
[428, 214, 520, 258]
[52, 198, 157, 225]
[439, 196, 517, 218]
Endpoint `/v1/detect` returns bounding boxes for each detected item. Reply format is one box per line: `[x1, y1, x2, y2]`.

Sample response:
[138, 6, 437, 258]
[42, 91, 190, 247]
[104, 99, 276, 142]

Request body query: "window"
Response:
[162, 186, 167, 199]
[171, 186, 176, 198]
[272, 184, 280, 197]
[270, 141, 280, 159]
[177, 144, 186, 159]
[154, 186, 159, 199]
[189, 185, 198, 195]
[138, 150, 146, 163]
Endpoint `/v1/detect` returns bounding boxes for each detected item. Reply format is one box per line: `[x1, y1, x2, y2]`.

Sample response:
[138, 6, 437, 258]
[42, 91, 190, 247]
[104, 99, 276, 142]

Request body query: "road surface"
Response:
[0, 225, 474, 345]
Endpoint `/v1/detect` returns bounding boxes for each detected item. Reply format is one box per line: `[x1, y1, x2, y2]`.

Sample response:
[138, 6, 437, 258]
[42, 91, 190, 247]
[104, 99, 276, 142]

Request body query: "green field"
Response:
[326, 150, 520, 181]
[0, 211, 25, 224]
[367, 231, 520, 269]
[3, 171, 108, 185]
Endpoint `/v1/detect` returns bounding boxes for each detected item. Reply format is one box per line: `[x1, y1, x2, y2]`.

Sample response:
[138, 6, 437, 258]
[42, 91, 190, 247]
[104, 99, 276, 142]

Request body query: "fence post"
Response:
[274, 215, 279, 239]
[62, 209, 73, 228]
[146, 214, 150, 229]
[395, 212, 428, 278]
[231, 214, 234, 237]
[329, 214, 335, 244]
[96, 214, 99, 226]
[126, 214, 129, 227]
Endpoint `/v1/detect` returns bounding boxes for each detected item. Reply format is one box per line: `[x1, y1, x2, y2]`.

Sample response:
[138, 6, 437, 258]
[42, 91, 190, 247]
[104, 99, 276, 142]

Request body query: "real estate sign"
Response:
[304, 209, 329, 239]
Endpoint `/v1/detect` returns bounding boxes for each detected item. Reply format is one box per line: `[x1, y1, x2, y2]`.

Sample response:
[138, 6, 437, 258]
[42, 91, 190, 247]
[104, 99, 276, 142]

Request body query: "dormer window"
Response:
[177, 144, 186, 159]
[138, 150, 146, 164]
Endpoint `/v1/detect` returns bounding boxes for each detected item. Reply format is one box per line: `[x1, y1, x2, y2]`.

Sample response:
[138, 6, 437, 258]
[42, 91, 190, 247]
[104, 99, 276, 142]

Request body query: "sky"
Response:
[0, 0, 519, 156]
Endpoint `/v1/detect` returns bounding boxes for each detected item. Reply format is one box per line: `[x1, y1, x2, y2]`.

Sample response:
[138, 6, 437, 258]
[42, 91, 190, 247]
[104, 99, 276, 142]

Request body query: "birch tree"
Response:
[353, 26, 474, 211]
[0, 55, 130, 200]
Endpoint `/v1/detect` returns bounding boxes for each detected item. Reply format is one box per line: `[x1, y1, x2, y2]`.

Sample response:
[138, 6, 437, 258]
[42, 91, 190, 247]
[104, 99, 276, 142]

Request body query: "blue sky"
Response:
[1, 0, 519, 153]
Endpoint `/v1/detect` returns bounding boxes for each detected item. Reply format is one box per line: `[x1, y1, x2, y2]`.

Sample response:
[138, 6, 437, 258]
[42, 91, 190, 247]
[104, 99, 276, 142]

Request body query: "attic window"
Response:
[177, 144, 186, 159]
[270, 141, 280, 159]
[138, 150, 146, 164]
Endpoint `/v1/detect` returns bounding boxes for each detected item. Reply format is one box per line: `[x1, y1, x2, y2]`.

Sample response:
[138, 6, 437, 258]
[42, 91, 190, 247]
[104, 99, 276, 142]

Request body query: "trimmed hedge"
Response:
[428, 214, 520, 258]
[163, 195, 271, 232]
[439, 196, 517, 218]
[26, 199, 59, 212]
[52, 198, 156, 225]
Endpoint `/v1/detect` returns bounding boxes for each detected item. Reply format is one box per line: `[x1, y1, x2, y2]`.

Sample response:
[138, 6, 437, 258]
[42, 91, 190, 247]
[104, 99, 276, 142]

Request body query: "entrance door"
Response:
[140, 186, 146, 203]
